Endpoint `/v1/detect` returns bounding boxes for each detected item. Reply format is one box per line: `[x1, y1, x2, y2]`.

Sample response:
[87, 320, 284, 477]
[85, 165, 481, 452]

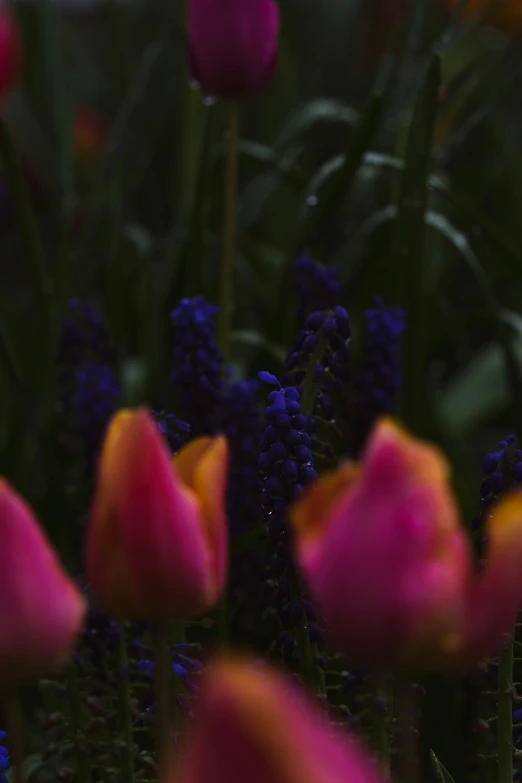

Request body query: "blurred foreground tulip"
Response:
[187, 0, 279, 99]
[443, 0, 522, 34]
[0, 3, 21, 102]
[167, 659, 386, 783]
[0, 481, 85, 684]
[85, 408, 229, 620]
[289, 418, 522, 670]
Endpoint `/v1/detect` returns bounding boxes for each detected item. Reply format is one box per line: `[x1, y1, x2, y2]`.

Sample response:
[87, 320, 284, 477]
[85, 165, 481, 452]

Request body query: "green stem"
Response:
[152, 621, 172, 766]
[117, 625, 135, 783]
[218, 101, 239, 364]
[372, 674, 392, 777]
[498, 634, 514, 783]
[4, 690, 24, 783]
[395, 678, 419, 783]
[66, 663, 91, 783]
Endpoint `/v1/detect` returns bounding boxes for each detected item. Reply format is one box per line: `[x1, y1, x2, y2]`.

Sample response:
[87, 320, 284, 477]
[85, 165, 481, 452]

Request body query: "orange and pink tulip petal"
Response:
[167, 659, 387, 783]
[85, 407, 229, 621]
[0, 481, 85, 684]
[290, 418, 522, 670]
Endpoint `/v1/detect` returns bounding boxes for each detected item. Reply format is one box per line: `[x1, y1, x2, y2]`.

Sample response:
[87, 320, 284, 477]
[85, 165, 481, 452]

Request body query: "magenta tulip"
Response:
[0, 481, 86, 684]
[289, 418, 522, 670]
[187, 0, 279, 99]
[164, 659, 386, 783]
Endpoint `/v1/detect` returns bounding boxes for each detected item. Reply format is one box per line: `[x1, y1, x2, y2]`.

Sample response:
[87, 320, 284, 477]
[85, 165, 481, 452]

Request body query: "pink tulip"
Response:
[0, 3, 21, 102]
[85, 408, 229, 621]
[165, 659, 386, 783]
[0, 481, 85, 684]
[289, 418, 522, 670]
[187, 0, 279, 100]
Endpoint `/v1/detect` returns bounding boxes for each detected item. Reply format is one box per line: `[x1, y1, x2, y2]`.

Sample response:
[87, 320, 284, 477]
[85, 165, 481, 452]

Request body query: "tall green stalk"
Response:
[498, 635, 514, 783]
[218, 102, 239, 364]
[116, 625, 135, 783]
[66, 663, 91, 783]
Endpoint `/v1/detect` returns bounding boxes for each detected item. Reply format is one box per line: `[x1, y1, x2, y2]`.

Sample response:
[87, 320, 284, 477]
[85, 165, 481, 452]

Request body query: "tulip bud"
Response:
[165, 659, 386, 783]
[0, 481, 85, 684]
[85, 408, 229, 621]
[0, 3, 21, 102]
[289, 418, 522, 670]
[187, 0, 279, 99]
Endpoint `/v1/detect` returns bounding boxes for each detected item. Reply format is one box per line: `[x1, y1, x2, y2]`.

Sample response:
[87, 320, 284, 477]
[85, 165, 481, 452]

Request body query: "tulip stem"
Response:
[4, 690, 24, 783]
[66, 662, 91, 783]
[152, 621, 172, 767]
[395, 678, 419, 783]
[218, 100, 239, 364]
[498, 634, 514, 783]
[116, 624, 135, 783]
[372, 674, 392, 777]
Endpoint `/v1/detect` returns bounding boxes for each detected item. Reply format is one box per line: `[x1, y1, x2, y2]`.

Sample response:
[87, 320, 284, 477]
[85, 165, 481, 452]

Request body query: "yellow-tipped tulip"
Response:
[85, 407, 229, 620]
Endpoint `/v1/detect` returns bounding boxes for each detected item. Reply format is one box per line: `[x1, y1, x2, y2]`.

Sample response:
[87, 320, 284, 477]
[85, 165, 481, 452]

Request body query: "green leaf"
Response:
[273, 99, 359, 155]
[436, 339, 521, 435]
[429, 750, 457, 783]
[300, 92, 382, 243]
[0, 118, 52, 335]
[393, 53, 441, 434]
[231, 329, 286, 365]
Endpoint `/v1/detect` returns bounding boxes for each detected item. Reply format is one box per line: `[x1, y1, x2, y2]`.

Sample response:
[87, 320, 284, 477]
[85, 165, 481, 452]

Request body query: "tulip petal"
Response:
[290, 417, 471, 668]
[174, 435, 229, 599]
[188, 0, 279, 99]
[289, 462, 359, 544]
[170, 660, 386, 783]
[0, 481, 85, 684]
[86, 408, 215, 619]
[457, 492, 522, 666]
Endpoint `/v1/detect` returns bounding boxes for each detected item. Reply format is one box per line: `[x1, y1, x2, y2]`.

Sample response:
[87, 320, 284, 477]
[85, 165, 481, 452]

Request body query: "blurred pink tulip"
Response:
[165, 659, 387, 783]
[187, 0, 279, 99]
[0, 481, 85, 684]
[0, 3, 21, 102]
[85, 408, 229, 621]
[289, 418, 522, 670]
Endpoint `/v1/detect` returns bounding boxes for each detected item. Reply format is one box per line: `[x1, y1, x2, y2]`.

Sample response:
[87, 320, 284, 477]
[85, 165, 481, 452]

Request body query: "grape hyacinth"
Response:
[0, 732, 9, 783]
[58, 299, 119, 475]
[354, 298, 405, 454]
[284, 306, 351, 468]
[73, 360, 120, 474]
[220, 379, 263, 537]
[465, 435, 522, 781]
[294, 256, 341, 326]
[472, 434, 522, 540]
[258, 375, 319, 665]
[219, 379, 266, 645]
[153, 411, 190, 454]
[170, 296, 223, 436]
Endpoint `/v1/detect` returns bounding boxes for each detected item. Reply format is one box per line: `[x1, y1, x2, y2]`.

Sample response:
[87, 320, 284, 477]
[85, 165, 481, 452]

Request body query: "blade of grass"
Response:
[393, 54, 441, 434]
